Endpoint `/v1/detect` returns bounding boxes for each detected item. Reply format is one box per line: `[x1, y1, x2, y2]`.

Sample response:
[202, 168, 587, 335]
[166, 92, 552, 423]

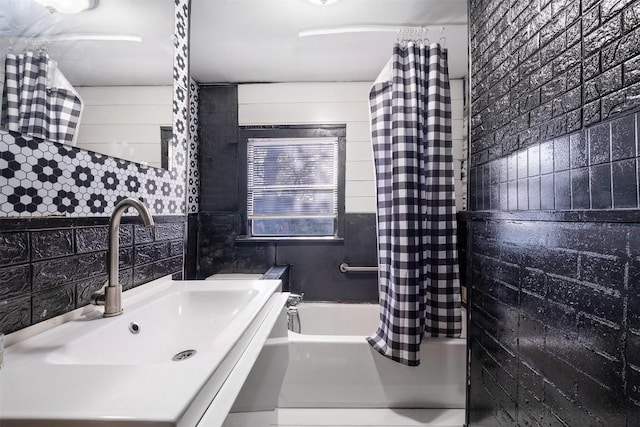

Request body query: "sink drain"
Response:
[129, 322, 141, 334]
[172, 349, 197, 361]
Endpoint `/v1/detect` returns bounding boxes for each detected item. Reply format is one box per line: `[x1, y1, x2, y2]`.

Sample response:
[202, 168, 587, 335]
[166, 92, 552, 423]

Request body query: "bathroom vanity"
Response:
[0, 277, 289, 426]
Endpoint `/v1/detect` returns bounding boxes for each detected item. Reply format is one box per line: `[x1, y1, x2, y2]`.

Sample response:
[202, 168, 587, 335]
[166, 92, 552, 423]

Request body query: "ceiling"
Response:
[190, 0, 469, 83]
[0, 0, 468, 86]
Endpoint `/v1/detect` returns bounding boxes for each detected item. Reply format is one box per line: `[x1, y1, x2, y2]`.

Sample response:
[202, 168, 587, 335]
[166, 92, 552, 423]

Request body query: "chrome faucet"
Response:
[91, 198, 154, 317]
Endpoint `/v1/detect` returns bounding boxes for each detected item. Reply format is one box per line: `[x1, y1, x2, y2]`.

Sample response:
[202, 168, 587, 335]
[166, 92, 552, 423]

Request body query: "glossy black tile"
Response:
[32, 283, 75, 323]
[119, 247, 134, 269]
[611, 113, 636, 161]
[469, 166, 478, 190]
[0, 265, 30, 301]
[553, 136, 570, 171]
[540, 174, 555, 209]
[508, 153, 518, 181]
[589, 123, 611, 165]
[133, 263, 155, 285]
[0, 295, 30, 334]
[0, 232, 28, 266]
[75, 225, 133, 254]
[498, 157, 508, 182]
[75, 252, 108, 280]
[612, 159, 638, 208]
[120, 268, 134, 291]
[134, 224, 155, 244]
[344, 214, 377, 266]
[489, 161, 500, 185]
[468, 0, 640, 421]
[482, 164, 491, 191]
[135, 242, 172, 266]
[528, 177, 541, 210]
[555, 170, 571, 209]
[75, 226, 108, 254]
[155, 223, 184, 241]
[31, 256, 76, 292]
[490, 184, 500, 209]
[518, 179, 529, 210]
[517, 150, 528, 179]
[75, 275, 108, 307]
[570, 131, 588, 169]
[571, 168, 590, 209]
[590, 164, 613, 209]
[31, 229, 73, 260]
[540, 140, 554, 174]
[153, 256, 183, 281]
[277, 241, 378, 302]
[170, 240, 183, 257]
[528, 145, 540, 177]
[508, 181, 518, 210]
[499, 183, 509, 210]
[480, 177, 490, 211]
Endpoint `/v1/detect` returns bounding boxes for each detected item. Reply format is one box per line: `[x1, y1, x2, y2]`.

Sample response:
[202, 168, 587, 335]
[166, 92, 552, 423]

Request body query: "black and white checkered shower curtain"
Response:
[367, 43, 462, 366]
[1, 52, 82, 144]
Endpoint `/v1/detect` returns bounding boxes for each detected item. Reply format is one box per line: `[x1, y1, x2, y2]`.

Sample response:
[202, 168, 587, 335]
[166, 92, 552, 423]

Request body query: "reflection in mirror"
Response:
[0, 0, 174, 168]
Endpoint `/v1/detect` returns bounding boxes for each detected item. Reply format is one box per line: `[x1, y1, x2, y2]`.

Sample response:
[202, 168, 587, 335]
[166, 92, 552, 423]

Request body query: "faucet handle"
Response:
[90, 291, 106, 306]
[287, 293, 304, 307]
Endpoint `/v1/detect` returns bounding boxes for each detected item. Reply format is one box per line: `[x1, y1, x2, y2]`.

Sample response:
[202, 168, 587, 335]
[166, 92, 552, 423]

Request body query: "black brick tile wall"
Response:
[0, 216, 184, 334]
[467, 217, 640, 426]
[470, 0, 640, 210]
[469, 0, 640, 425]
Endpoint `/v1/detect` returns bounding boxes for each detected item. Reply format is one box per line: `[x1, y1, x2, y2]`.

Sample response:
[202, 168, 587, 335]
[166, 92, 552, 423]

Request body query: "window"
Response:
[241, 126, 345, 238]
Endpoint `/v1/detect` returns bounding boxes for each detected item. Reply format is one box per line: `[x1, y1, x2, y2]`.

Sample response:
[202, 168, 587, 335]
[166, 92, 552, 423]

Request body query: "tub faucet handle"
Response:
[288, 293, 304, 307]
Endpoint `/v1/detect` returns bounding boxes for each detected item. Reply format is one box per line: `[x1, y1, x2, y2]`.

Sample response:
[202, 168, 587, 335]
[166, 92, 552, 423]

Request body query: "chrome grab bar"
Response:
[339, 262, 378, 273]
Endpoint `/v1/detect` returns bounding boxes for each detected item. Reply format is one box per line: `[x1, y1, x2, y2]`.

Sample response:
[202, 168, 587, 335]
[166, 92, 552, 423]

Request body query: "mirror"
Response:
[0, 0, 174, 169]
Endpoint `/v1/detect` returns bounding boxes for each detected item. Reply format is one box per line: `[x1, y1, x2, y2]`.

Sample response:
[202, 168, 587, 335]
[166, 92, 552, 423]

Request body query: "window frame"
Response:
[238, 125, 346, 240]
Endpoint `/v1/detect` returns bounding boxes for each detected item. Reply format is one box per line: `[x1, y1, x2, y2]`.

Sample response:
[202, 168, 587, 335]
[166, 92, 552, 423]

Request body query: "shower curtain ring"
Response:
[438, 26, 446, 47]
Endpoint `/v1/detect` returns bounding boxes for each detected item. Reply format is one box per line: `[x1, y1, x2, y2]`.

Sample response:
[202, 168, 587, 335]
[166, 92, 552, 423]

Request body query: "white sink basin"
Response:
[46, 287, 259, 365]
[0, 277, 285, 426]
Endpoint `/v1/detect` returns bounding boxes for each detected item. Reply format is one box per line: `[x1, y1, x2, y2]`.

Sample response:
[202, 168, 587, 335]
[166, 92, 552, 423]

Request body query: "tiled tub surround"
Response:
[0, 217, 185, 334]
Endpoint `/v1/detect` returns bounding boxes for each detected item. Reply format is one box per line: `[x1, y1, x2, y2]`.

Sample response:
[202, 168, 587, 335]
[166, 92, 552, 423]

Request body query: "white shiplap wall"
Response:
[238, 82, 465, 213]
[75, 86, 173, 169]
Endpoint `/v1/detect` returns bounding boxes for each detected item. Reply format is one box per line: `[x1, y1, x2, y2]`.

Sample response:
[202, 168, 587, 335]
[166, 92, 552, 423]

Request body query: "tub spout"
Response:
[91, 198, 154, 317]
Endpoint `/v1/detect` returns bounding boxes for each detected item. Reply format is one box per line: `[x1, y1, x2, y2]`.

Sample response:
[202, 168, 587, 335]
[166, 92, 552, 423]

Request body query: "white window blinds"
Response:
[247, 137, 339, 236]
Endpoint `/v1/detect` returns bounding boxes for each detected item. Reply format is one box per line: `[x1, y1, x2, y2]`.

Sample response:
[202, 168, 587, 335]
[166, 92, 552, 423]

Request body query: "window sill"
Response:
[235, 236, 345, 243]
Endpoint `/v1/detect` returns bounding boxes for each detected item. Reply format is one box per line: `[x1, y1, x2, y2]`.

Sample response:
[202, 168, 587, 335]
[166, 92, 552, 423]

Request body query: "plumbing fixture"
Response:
[91, 198, 154, 317]
[286, 293, 303, 333]
[172, 349, 197, 361]
[129, 322, 141, 334]
[287, 293, 304, 307]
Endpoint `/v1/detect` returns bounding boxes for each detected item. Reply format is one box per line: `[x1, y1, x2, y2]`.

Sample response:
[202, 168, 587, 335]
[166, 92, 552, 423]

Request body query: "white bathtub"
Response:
[278, 303, 467, 409]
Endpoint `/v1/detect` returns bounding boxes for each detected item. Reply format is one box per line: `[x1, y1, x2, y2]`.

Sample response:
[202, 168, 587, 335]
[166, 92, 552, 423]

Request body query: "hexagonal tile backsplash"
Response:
[0, 131, 184, 216]
[0, 0, 192, 218]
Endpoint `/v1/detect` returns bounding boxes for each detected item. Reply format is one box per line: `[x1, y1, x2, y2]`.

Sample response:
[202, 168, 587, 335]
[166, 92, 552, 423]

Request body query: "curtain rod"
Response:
[298, 24, 467, 38]
[6, 34, 142, 43]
